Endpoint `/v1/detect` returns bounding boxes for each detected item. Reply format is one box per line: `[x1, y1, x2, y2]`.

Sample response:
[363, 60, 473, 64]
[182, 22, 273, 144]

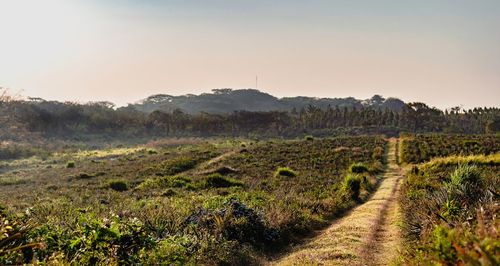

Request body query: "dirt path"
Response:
[272, 139, 403, 266]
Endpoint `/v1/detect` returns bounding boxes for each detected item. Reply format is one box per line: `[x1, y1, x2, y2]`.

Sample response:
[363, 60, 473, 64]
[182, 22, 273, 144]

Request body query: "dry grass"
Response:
[421, 153, 500, 168]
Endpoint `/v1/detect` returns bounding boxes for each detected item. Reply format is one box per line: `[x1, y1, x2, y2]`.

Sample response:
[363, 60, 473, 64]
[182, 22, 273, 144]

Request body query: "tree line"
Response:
[0, 97, 498, 141]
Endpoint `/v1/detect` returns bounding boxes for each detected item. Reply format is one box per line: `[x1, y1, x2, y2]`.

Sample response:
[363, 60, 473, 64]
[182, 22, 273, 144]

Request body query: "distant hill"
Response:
[125, 88, 406, 114]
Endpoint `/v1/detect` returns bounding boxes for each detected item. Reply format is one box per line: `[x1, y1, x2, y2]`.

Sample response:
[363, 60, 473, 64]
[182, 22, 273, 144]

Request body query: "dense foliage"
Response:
[400, 134, 500, 163]
[0, 136, 386, 264]
[1, 90, 499, 152]
[400, 155, 499, 265]
[125, 89, 404, 114]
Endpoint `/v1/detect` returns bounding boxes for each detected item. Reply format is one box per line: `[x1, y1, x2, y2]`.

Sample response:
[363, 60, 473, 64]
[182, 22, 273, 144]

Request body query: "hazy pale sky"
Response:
[1, 0, 499, 108]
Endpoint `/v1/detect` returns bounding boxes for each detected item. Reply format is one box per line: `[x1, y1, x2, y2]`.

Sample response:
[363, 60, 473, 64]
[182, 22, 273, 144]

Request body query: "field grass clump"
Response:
[304, 135, 314, 141]
[66, 161, 75, 168]
[157, 157, 197, 175]
[448, 164, 481, 187]
[343, 174, 362, 199]
[138, 175, 193, 190]
[205, 174, 243, 188]
[108, 179, 129, 191]
[349, 162, 369, 173]
[274, 167, 297, 178]
[368, 161, 384, 174]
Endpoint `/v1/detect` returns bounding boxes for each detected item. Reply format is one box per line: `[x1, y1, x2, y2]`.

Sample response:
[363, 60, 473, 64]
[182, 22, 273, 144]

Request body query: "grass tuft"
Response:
[350, 163, 369, 174]
[108, 179, 129, 191]
[274, 167, 297, 177]
[66, 161, 75, 168]
[205, 174, 243, 188]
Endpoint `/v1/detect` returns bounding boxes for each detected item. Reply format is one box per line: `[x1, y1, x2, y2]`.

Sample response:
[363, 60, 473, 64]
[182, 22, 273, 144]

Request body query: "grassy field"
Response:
[0, 136, 386, 265]
[400, 134, 500, 163]
[399, 143, 500, 264]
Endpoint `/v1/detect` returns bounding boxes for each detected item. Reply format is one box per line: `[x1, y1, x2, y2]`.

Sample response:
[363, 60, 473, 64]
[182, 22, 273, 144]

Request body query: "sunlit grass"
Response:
[422, 153, 500, 168]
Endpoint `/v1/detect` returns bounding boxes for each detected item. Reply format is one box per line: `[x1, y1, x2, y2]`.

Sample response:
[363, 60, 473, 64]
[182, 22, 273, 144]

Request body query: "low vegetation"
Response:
[0, 136, 386, 264]
[274, 167, 297, 178]
[342, 174, 362, 199]
[107, 180, 129, 191]
[400, 154, 500, 265]
[349, 162, 369, 174]
[400, 134, 500, 163]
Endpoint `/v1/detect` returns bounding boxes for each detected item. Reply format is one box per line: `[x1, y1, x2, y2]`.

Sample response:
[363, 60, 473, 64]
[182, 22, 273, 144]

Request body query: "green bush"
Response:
[205, 174, 243, 188]
[343, 174, 361, 199]
[274, 167, 297, 177]
[108, 180, 129, 191]
[66, 161, 75, 168]
[304, 135, 314, 141]
[350, 163, 369, 173]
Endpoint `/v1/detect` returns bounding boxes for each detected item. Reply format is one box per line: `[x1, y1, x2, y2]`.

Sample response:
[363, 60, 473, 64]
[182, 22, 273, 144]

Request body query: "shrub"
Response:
[274, 167, 297, 178]
[66, 161, 75, 168]
[158, 157, 198, 175]
[138, 176, 192, 190]
[448, 164, 480, 187]
[446, 164, 485, 210]
[343, 174, 361, 199]
[369, 161, 384, 174]
[184, 200, 278, 246]
[304, 135, 314, 141]
[350, 163, 369, 173]
[108, 180, 129, 191]
[205, 174, 243, 188]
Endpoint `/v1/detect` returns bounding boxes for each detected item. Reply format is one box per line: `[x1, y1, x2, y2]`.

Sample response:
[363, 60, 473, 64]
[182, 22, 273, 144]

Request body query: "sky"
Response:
[0, 0, 499, 109]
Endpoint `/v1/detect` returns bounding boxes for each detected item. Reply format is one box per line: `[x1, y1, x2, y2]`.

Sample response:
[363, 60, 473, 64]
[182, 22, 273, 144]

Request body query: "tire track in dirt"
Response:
[271, 139, 402, 266]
